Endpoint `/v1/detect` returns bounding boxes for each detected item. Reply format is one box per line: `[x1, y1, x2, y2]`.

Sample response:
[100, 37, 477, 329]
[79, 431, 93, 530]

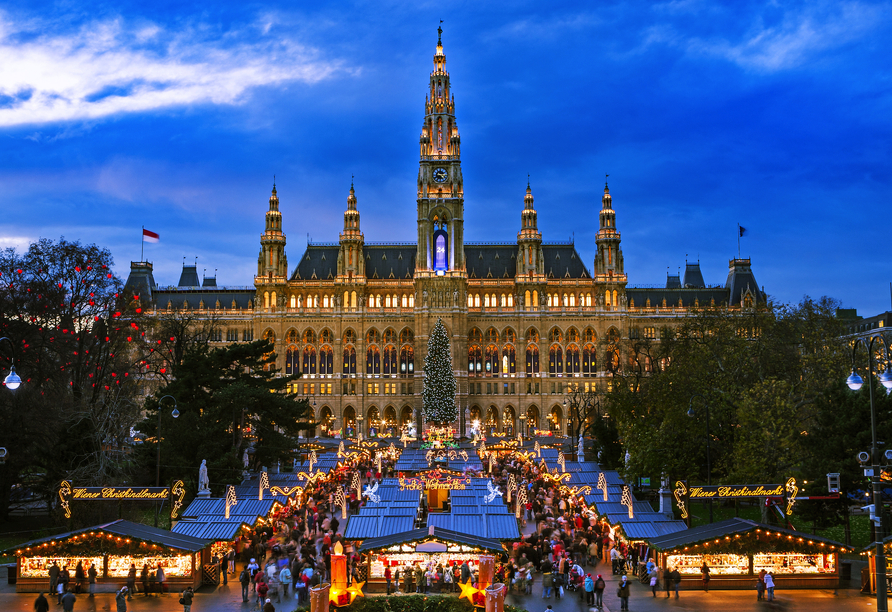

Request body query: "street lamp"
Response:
[687, 393, 713, 523]
[155, 395, 179, 527]
[519, 409, 526, 439]
[357, 413, 365, 441]
[847, 333, 892, 612]
[0, 337, 22, 391]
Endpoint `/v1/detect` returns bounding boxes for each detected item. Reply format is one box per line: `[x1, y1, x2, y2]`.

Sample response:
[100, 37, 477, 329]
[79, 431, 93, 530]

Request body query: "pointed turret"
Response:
[338, 179, 365, 281]
[594, 179, 627, 310]
[517, 180, 544, 280]
[257, 182, 288, 280]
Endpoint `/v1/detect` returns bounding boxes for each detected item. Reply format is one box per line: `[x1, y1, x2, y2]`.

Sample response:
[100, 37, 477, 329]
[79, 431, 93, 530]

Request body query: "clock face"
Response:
[433, 167, 448, 183]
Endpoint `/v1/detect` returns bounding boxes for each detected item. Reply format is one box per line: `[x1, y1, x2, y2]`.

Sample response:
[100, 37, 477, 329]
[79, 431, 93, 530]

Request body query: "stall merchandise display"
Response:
[370, 552, 480, 578]
[19, 557, 102, 579]
[753, 553, 835, 574]
[666, 554, 748, 575]
[106, 554, 194, 578]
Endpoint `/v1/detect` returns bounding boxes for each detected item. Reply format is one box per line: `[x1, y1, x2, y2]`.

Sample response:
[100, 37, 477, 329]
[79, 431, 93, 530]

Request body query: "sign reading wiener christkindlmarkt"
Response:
[687, 484, 785, 500]
[58, 480, 186, 520]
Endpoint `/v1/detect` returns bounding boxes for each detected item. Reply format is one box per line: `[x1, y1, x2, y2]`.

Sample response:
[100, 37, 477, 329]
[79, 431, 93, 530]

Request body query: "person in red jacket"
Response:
[256, 578, 269, 605]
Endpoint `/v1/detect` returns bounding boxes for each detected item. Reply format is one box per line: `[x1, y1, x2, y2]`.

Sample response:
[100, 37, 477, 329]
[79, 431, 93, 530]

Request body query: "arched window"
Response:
[585, 293, 592, 307]
[385, 295, 392, 308]
[290, 295, 297, 308]
[526, 344, 540, 374]
[469, 328, 483, 344]
[502, 345, 516, 374]
[567, 327, 579, 343]
[400, 329, 414, 345]
[550, 328, 563, 344]
[400, 346, 414, 376]
[264, 291, 269, 308]
[468, 346, 482, 376]
[549, 345, 563, 374]
[383, 329, 396, 344]
[343, 346, 356, 374]
[467, 294, 473, 308]
[320, 329, 333, 344]
[285, 345, 298, 375]
[302, 329, 316, 344]
[474, 294, 481, 308]
[271, 291, 277, 309]
[582, 344, 597, 376]
[504, 328, 516, 344]
[302, 346, 317, 374]
[382, 345, 397, 375]
[433, 224, 448, 273]
[566, 344, 580, 374]
[485, 328, 499, 344]
[526, 328, 539, 344]
[507, 294, 514, 307]
[366, 346, 381, 375]
[351, 291, 357, 308]
[485, 345, 499, 376]
[569, 293, 576, 307]
[408, 294, 415, 307]
[402, 295, 408, 308]
[319, 346, 334, 375]
[323, 295, 330, 308]
[532, 290, 539, 307]
[366, 329, 380, 345]
[484, 294, 490, 308]
[525, 290, 531, 308]
[286, 329, 298, 344]
[344, 329, 356, 344]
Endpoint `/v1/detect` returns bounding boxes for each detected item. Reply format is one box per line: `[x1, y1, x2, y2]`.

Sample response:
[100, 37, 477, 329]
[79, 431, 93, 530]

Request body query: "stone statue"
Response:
[624, 450, 631, 468]
[578, 435, 584, 456]
[198, 459, 210, 492]
[242, 449, 249, 469]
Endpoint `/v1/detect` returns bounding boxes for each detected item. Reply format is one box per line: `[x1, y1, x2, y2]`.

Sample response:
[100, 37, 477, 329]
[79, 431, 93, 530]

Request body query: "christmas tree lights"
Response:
[422, 318, 456, 425]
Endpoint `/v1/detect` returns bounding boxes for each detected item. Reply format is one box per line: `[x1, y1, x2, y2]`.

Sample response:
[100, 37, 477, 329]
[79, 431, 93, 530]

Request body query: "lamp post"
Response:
[155, 395, 179, 527]
[687, 393, 712, 523]
[519, 409, 526, 439]
[0, 337, 22, 391]
[357, 413, 364, 442]
[847, 333, 892, 612]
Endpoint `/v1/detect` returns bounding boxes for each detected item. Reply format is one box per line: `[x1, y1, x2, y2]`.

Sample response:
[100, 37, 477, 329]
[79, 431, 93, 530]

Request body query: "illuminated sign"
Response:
[170, 480, 186, 520]
[674, 481, 689, 519]
[399, 469, 471, 491]
[687, 484, 785, 499]
[71, 486, 171, 500]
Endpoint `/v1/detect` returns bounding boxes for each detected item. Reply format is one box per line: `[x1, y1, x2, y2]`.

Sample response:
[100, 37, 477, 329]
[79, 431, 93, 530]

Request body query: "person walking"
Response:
[669, 567, 681, 598]
[48, 562, 60, 596]
[61, 589, 76, 612]
[542, 570, 553, 599]
[87, 564, 97, 597]
[156, 564, 166, 595]
[140, 564, 150, 596]
[126, 564, 136, 598]
[594, 574, 605, 609]
[180, 585, 194, 612]
[584, 573, 595, 605]
[115, 587, 128, 612]
[757, 569, 766, 601]
[240, 565, 252, 602]
[33, 592, 50, 612]
[765, 571, 776, 601]
[263, 598, 276, 612]
[700, 561, 711, 592]
[74, 562, 85, 594]
[649, 569, 659, 597]
[385, 565, 392, 595]
[617, 575, 630, 611]
[278, 565, 292, 601]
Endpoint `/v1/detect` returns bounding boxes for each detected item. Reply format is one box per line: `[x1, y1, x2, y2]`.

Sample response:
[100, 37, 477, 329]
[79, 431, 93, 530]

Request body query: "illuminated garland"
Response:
[660, 530, 851, 557]
[15, 531, 191, 558]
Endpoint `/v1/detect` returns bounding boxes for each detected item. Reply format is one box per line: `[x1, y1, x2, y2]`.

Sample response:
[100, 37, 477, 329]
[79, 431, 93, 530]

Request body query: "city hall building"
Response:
[126, 32, 761, 438]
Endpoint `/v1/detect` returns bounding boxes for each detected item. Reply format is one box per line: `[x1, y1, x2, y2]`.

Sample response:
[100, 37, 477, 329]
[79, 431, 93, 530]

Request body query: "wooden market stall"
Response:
[647, 517, 850, 590]
[5, 519, 211, 593]
[357, 527, 506, 592]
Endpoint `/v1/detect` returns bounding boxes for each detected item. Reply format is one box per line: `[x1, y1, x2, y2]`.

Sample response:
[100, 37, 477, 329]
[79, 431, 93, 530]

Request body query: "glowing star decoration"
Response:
[259, 470, 269, 501]
[674, 481, 688, 519]
[58, 480, 72, 519]
[335, 487, 347, 520]
[352, 472, 362, 498]
[225, 485, 238, 519]
[507, 474, 517, 503]
[484, 480, 501, 504]
[270, 485, 304, 498]
[308, 450, 317, 472]
[598, 472, 608, 501]
[534, 441, 541, 457]
[621, 485, 634, 519]
[170, 480, 186, 520]
[458, 579, 482, 602]
[515, 487, 527, 519]
[785, 477, 799, 516]
[363, 481, 380, 504]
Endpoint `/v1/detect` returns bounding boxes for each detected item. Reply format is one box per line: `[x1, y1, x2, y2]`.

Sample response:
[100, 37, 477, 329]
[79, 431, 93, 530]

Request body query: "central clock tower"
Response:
[416, 26, 465, 276]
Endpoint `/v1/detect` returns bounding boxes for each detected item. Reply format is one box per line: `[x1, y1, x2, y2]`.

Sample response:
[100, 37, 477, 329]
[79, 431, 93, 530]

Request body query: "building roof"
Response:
[626, 288, 730, 309]
[178, 265, 201, 288]
[3, 519, 210, 555]
[725, 258, 762, 306]
[171, 520, 250, 541]
[646, 517, 849, 551]
[683, 262, 705, 288]
[181, 497, 277, 520]
[152, 288, 255, 310]
[357, 526, 504, 553]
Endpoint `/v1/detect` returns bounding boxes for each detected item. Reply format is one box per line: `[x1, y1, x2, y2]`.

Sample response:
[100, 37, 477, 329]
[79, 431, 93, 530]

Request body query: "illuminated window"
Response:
[644, 327, 656, 339]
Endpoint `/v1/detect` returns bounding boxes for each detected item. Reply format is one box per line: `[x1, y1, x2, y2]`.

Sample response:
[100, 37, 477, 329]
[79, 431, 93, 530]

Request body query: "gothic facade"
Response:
[126, 32, 762, 438]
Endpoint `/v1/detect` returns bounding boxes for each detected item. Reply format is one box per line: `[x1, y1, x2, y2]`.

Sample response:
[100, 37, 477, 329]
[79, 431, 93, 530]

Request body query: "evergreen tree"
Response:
[422, 318, 456, 425]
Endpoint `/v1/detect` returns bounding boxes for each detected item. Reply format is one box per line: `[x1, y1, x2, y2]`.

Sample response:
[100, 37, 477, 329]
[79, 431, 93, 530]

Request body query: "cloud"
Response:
[0, 12, 346, 127]
[685, 2, 889, 71]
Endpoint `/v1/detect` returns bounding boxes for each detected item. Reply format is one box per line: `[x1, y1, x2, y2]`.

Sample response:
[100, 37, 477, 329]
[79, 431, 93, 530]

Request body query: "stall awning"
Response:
[357, 527, 504, 553]
[647, 517, 852, 553]
[181, 497, 277, 519]
[172, 520, 250, 541]
[2, 519, 210, 555]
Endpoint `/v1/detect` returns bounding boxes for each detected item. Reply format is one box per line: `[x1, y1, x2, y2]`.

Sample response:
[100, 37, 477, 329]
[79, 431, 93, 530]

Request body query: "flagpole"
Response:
[737, 224, 740, 259]
[141, 226, 145, 262]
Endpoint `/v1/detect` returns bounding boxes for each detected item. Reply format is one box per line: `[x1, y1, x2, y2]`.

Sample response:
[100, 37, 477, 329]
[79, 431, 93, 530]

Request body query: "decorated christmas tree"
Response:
[422, 318, 457, 425]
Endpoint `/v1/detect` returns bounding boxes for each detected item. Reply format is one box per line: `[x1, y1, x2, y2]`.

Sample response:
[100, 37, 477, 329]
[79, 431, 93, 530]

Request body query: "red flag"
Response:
[142, 229, 160, 243]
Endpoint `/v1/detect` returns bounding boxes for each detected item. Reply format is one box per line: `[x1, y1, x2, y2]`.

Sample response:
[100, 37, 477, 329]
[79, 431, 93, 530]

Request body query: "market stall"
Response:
[357, 526, 505, 592]
[4, 519, 211, 593]
[647, 517, 849, 589]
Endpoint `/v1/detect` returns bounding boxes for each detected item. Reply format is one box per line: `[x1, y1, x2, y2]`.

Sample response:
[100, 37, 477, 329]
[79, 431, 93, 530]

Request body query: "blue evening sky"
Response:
[0, 1, 889, 315]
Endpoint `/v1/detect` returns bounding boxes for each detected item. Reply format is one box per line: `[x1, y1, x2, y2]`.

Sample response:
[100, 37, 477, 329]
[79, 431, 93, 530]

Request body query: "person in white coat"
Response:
[764, 572, 776, 601]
